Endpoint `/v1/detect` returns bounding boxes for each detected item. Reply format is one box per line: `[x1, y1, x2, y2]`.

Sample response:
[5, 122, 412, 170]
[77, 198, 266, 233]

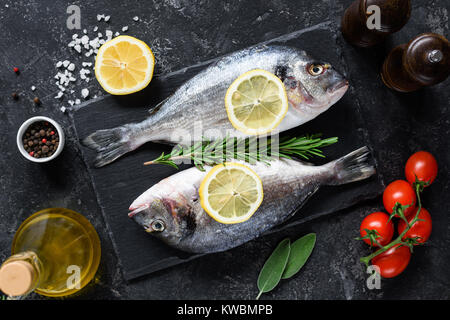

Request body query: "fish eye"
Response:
[151, 220, 165, 232]
[308, 64, 325, 76]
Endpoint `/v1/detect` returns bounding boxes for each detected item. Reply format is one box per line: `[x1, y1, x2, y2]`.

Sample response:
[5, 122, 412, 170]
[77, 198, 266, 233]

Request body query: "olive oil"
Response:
[0, 208, 101, 297]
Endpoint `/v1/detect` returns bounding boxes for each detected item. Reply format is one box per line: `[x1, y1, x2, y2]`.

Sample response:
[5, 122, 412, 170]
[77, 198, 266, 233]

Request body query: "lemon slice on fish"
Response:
[95, 36, 155, 95]
[199, 162, 264, 224]
[225, 69, 289, 135]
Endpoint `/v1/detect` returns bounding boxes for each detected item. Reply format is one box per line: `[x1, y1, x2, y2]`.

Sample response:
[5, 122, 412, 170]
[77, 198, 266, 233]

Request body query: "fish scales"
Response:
[83, 45, 348, 167]
[129, 147, 375, 253]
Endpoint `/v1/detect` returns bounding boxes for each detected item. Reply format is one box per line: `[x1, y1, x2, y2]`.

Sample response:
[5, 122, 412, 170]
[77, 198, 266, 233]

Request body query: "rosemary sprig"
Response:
[143, 134, 338, 171]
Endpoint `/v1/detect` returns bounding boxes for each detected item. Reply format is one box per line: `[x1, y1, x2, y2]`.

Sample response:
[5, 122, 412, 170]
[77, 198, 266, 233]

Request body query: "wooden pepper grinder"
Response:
[381, 33, 450, 92]
[341, 0, 411, 47]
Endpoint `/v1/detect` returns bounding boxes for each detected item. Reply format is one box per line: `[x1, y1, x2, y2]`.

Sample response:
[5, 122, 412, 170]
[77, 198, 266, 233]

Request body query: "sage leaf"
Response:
[256, 238, 291, 299]
[281, 233, 316, 279]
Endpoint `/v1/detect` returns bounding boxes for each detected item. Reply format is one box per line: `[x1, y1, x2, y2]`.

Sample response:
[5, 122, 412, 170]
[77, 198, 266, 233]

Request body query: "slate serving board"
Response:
[71, 23, 384, 281]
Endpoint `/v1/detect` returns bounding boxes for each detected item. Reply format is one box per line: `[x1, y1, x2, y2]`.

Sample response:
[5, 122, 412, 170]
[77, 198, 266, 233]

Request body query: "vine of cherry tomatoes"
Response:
[358, 151, 437, 278]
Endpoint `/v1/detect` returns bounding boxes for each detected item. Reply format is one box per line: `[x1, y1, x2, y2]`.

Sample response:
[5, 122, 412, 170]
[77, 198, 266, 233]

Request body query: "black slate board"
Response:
[71, 23, 384, 281]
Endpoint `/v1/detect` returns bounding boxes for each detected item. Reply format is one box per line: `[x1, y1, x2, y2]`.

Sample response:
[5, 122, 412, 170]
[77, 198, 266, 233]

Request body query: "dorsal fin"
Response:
[148, 96, 170, 115]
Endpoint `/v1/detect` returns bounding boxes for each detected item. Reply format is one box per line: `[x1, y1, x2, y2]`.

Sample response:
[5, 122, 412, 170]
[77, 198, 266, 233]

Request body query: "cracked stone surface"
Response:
[0, 0, 448, 299]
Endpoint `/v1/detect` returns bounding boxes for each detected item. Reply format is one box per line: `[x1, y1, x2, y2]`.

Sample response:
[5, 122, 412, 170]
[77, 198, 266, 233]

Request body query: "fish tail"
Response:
[82, 124, 138, 167]
[325, 146, 375, 185]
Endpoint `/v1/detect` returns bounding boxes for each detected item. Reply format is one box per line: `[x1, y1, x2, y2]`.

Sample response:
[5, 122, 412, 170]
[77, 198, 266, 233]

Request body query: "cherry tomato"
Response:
[371, 244, 411, 278]
[405, 151, 438, 187]
[383, 180, 416, 217]
[360, 212, 394, 247]
[398, 208, 432, 245]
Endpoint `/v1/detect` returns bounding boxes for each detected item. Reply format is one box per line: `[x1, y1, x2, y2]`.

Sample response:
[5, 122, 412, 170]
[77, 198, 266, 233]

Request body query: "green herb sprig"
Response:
[256, 233, 316, 299]
[144, 135, 338, 171]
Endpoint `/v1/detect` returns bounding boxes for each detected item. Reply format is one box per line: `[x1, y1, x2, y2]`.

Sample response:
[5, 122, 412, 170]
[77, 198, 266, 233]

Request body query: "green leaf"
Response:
[281, 233, 316, 279]
[256, 238, 291, 299]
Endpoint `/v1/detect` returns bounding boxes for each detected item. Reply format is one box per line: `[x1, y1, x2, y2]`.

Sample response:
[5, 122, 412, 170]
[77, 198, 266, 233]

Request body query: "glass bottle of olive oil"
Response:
[0, 208, 101, 298]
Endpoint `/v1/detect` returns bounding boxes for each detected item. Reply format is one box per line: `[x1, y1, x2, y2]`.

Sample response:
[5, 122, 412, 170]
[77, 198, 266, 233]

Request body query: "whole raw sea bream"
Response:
[83, 45, 349, 167]
[129, 147, 375, 253]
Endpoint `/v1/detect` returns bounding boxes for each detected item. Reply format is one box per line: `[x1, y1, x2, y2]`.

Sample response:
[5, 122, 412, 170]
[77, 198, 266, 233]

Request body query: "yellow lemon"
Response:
[225, 69, 288, 135]
[95, 36, 155, 95]
[199, 162, 264, 224]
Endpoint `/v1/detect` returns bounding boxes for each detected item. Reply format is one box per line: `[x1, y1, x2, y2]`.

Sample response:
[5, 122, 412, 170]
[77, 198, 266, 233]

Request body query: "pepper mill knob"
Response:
[341, 0, 411, 47]
[382, 33, 450, 92]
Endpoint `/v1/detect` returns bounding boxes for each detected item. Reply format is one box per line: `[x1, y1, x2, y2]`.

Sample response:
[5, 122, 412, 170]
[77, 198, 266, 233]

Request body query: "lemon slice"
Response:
[225, 69, 289, 135]
[95, 36, 155, 95]
[199, 162, 264, 224]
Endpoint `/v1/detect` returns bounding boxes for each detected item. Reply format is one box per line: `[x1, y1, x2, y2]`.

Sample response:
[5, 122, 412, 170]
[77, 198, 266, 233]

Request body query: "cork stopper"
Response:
[0, 260, 35, 296]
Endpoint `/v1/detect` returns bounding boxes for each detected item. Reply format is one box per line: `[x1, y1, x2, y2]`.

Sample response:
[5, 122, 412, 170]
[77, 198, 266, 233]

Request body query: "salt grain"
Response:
[133, 16, 139, 21]
[122, 26, 128, 32]
[81, 88, 89, 98]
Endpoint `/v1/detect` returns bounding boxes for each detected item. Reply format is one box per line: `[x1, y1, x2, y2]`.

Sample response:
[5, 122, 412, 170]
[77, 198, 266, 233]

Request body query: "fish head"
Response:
[128, 195, 195, 247]
[278, 51, 349, 116]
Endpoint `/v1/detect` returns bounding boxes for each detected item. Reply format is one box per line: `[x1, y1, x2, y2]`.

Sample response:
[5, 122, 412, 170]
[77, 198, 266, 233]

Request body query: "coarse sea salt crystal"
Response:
[81, 88, 89, 98]
[105, 30, 113, 40]
[122, 26, 128, 32]
[74, 44, 82, 53]
[68, 100, 74, 106]
[60, 106, 67, 113]
[75, 99, 81, 105]
[62, 60, 70, 67]
[56, 61, 63, 68]
[55, 91, 63, 99]
[83, 29, 87, 34]
[67, 63, 75, 71]
[81, 35, 89, 45]
[93, 26, 98, 32]
[97, 14, 104, 21]
[72, 34, 78, 39]
[115, 32, 120, 37]
[133, 16, 139, 21]
[105, 15, 111, 22]
[31, 86, 36, 91]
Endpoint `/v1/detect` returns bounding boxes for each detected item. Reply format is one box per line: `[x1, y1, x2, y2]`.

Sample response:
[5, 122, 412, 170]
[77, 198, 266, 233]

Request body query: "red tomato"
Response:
[398, 208, 432, 244]
[360, 212, 394, 246]
[405, 151, 438, 187]
[383, 180, 416, 217]
[371, 244, 411, 278]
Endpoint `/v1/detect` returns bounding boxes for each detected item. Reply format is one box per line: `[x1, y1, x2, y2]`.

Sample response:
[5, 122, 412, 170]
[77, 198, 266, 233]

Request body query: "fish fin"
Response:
[82, 125, 136, 167]
[148, 97, 168, 115]
[325, 146, 376, 185]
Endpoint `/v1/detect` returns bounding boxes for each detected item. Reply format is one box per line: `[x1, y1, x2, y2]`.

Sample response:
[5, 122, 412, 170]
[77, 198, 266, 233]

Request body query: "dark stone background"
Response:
[0, 0, 448, 299]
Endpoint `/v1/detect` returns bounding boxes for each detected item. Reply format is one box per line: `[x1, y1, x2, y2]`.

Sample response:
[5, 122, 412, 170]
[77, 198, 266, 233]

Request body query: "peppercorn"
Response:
[42, 138, 47, 144]
[33, 97, 41, 105]
[12, 92, 19, 100]
[13, 67, 19, 73]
